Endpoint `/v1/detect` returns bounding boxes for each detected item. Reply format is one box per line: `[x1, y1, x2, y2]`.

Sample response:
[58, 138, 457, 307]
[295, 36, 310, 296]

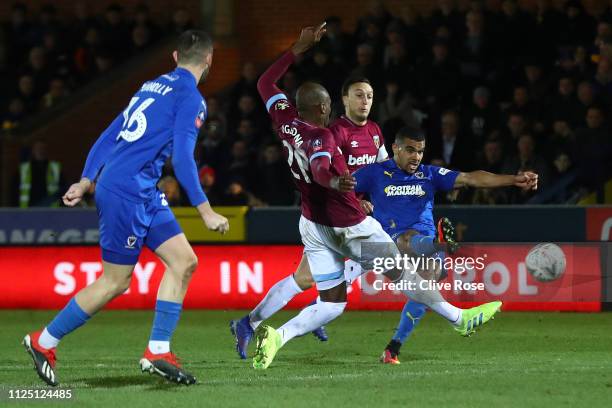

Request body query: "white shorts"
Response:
[299, 215, 398, 290]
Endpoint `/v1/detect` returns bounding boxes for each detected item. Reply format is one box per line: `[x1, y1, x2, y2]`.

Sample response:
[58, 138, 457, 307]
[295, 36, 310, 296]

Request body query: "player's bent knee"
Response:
[293, 270, 315, 290]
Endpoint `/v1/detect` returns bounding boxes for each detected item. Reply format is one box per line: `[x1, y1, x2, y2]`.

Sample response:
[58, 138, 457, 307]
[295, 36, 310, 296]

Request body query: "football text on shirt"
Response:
[384, 184, 426, 197]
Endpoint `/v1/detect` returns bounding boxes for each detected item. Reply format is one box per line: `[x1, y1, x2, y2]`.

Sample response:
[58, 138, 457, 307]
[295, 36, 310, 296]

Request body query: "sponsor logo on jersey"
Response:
[125, 235, 137, 249]
[351, 140, 359, 148]
[438, 168, 451, 175]
[383, 171, 393, 178]
[347, 154, 376, 166]
[384, 184, 426, 197]
[373, 135, 380, 149]
[275, 101, 290, 110]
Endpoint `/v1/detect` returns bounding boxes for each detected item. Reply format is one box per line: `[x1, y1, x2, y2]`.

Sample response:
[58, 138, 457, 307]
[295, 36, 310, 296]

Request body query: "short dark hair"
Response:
[341, 77, 371, 96]
[395, 126, 425, 144]
[176, 30, 213, 65]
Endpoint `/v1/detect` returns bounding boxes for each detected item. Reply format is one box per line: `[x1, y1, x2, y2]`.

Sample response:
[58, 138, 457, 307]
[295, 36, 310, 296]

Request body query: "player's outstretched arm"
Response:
[256, 22, 326, 104]
[454, 170, 538, 190]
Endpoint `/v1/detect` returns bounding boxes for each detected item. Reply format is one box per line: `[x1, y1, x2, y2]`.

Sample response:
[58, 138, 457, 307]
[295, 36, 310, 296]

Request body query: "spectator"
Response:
[377, 78, 421, 129]
[230, 62, 259, 108]
[169, 8, 193, 35]
[418, 39, 460, 110]
[130, 24, 152, 53]
[302, 49, 345, 99]
[349, 43, 383, 90]
[462, 86, 500, 145]
[42, 77, 70, 109]
[549, 76, 581, 126]
[576, 80, 595, 125]
[15, 74, 38, 114]
[15, 140, 64, 207]
[198, 166, 221, 203]
[255, 143, 295, 206]
[99, 4, 129, 59]
[502, 133, 550, 202]
[318, 16, 354, 65]
[429, 110, 472, 170]
[158, 176, 182, 206]
[2, 98, 26, 130]
[478, 137, 505, 174]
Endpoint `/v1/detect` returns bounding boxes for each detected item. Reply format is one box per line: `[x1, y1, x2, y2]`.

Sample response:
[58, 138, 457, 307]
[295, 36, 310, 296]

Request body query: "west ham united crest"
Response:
[373, 135, 380, 149]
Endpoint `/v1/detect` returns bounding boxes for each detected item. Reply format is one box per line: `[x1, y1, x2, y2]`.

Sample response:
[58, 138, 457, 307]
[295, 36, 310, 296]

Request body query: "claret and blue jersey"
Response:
[353, 159, 459, 240]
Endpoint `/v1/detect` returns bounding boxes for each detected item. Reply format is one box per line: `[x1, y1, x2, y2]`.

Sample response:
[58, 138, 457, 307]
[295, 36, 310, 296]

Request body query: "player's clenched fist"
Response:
[197, 201, 229, 234]
[515, 171, 538, 191]
[204, 212, 229, 234]
[62, 178, 91, 207]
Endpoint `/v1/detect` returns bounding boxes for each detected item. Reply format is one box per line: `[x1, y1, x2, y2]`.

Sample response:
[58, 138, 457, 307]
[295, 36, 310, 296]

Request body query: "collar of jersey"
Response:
[383, 159, 423, 176]
[341, 115, 368, 127]
[174, 67, 197, 85]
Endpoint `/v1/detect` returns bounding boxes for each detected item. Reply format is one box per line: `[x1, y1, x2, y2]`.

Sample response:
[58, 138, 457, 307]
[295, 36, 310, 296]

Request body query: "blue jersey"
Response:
[82, 67, 208, 206]
[354, 160, 459, 239]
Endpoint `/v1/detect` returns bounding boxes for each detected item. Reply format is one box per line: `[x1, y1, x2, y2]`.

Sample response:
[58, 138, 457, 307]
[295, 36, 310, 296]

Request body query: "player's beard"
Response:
[198, 64, 211, 84]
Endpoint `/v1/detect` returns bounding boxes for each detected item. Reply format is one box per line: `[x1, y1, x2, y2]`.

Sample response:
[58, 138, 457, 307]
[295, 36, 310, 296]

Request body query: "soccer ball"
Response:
[525, 243, 566, 282]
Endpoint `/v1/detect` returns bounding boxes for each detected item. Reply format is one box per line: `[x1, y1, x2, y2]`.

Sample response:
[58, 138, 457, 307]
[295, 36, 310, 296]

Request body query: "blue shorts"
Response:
[95, 184, 183, 265]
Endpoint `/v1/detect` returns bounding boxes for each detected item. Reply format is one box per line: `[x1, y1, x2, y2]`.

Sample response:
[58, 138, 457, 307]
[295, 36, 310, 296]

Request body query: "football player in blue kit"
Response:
[23, 30, 229, 386]
[353, 126, 538, 364]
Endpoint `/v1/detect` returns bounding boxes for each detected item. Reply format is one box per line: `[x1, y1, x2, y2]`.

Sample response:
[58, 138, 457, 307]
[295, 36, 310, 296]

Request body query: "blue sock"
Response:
[46, 298, 91, 340]
[392, 300, 427, 344]
[149, 300, 183, 341]
[409, 234, 439, 256]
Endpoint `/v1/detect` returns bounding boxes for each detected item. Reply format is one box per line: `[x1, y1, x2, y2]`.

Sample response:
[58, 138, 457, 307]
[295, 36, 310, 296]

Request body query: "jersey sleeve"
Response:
[267, 96, 298, 128]
[374, 123, 389, 162]
[353, 164, 375, 194]
[306, 128, 336, 164]
[171, 90, 208, 206]
[81, 112, 123, 181]
[429, 165, 460, 192]
[330, 123, 347, 154]
[257, 51, 299, 128]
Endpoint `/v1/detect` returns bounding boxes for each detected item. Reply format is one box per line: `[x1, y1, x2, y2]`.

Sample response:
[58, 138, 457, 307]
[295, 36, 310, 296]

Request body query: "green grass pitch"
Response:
[1, 310, 611, 407]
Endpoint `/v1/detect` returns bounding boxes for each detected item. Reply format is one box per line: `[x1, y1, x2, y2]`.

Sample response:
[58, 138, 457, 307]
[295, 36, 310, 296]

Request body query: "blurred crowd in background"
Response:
[3, 1, 612, 207]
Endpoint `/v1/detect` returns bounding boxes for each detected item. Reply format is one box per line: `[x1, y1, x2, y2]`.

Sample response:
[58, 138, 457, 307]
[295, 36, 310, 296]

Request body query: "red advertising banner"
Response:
[586, 207, 612, 241]
[0, 244, 602, 311]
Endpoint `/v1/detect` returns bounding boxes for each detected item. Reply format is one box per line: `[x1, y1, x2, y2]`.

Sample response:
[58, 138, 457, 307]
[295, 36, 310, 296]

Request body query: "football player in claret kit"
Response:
[22, 30, 229, 386]
[353, 126, 538, 364]
[246, 23, 505, 371]
[229, 75, 390, 359]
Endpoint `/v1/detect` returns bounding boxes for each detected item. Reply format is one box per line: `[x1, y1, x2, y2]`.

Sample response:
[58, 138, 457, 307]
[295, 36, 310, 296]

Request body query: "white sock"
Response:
[38, 328, 60, 349]
[148, 340, 170, 354]
[428, 302, 462, 325]
[399, 269, 462, 324]
[249, 275, 303, 329]
[277, 301, 346, 347]
[344, 260, 363, 284]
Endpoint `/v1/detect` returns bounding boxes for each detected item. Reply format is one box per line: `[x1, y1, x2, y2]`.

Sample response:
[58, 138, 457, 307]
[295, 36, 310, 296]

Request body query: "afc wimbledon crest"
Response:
[373, 135, 380, 149]
[275, 101, 290, 110]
